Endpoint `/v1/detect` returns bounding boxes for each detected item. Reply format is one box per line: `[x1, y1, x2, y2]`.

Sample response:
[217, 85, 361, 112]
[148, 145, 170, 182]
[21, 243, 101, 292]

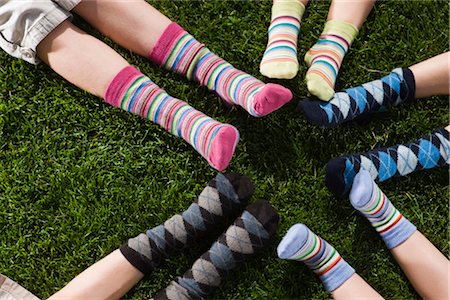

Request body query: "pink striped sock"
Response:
[148, 22, 293, 117]
[104, 66, 239, 171]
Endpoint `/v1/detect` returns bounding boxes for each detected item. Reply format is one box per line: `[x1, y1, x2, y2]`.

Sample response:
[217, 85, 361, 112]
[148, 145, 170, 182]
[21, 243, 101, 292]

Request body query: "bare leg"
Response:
[390, 231, 450, 300]
[332, 273, 384, 300]
[409, 52, 450, 98]
[327, 0, 375, 29]
[72, 0, 171, 56]
[49, 250, 143, 299]
[36, 20, 128, 97]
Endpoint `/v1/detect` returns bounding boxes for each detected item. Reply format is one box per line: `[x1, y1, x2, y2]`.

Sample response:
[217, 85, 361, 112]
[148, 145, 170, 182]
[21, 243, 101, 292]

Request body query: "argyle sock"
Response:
[104, 65, 238, 171]
[149, 22, 293, 117]
[298, 68, 416, 127]
[119, 173, 254, 275]
[260, 0, 305, 79]
[154, 200, 279, 299]
[326, 128, 450, 197]
[350, 170, 416, 249]
[277, 224, 355, 292]
[304, 20, 358, 100]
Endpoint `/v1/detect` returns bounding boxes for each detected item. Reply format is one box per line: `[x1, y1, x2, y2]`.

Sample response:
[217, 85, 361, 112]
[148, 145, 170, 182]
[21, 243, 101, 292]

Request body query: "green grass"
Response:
[0, 1, 448, 299]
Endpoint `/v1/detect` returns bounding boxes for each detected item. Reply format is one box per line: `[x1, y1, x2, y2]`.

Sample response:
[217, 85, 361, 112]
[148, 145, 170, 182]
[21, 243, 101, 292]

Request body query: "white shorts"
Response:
[0, 0, 81, 64]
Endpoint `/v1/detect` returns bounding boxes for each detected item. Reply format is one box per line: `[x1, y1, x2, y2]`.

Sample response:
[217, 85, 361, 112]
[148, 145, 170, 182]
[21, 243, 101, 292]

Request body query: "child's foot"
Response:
[260, 0, 305, 79]
[149, 22, 293, 117]
[350, 170, 416, 249]
[298, 68, 416, 127]
[325, 128, 450, 197]
[278, 223, 355, 292]
[304, 20, 358, 101]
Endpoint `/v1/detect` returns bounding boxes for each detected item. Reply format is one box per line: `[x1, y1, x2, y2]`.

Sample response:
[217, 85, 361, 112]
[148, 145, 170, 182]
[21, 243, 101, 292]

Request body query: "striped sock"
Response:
[304, 20, 358, 101]
[154, 200, 279, 299]
[149, 22, 293, 117]
[260, 0, 305, 79]
[104, 66, 239, 171]
[326, 128, 450, 197]
[350, 170, 416, 249]
[120, 173, 254, 275]
[299, 68, 416, 127]
[277, 224, 355, 292]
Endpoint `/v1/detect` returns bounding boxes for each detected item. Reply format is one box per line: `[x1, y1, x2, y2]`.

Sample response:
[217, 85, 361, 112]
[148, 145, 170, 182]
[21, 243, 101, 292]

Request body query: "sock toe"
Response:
[260, 61, 299, 79]
[277, 223, 308, 259]
[325, 157, 351, 198]
[298, 98, 331, 127]
[245, 200, 279, 237]
[349, 170, 374, 208]
[252, 83, 293, 117]
[221, 173, 254, 201]
[306, 73, 335, 101]
[207, 125, 239, 171]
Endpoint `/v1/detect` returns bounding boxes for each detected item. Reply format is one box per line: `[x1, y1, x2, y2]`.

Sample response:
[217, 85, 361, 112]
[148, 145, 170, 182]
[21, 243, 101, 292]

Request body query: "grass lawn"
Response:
[0, 1, 448, 299]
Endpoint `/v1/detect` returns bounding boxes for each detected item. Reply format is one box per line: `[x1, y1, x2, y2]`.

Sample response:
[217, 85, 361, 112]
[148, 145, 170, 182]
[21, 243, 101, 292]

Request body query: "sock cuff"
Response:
[322, 20, 359, 44]
[322, 260, 356, 292]
[104, 65, 142, 106]
[384, 218, 417, 249]
[119, 243, 155, 275]
[271, 0, 306, 19]
[400, 67, 416, 103]
[148, 22, 185, 65]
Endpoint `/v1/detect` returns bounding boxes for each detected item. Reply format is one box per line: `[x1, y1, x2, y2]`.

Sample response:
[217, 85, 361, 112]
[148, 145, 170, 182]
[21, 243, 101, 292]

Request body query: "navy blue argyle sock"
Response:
[326, 128, 450, 197]
[299, 68, 416, 128]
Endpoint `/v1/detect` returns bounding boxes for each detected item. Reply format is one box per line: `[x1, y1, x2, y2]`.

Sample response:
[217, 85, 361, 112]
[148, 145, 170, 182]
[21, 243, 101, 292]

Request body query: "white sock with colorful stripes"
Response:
[350, 170, 417, 249]
[260, 0, 305, 79]
[149, 22, 293, 117]
[104, 66, 239, 171]
[304, 20, 358, 101]
[277, 223, 355, 292]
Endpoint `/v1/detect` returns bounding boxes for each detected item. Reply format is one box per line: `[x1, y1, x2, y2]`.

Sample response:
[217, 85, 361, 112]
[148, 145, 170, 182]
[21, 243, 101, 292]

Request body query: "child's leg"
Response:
[304, 0, 375, 100]
[260, 0, 308, 79]
[37, 20, 239, 171]
[326, 127, 450, 197]
[277, 224, 383, 299]
[50, 173, 253, 299]
[154, 200, 279, 299]
[299, 52, 449, 127]
[72, 0, 293, 117]
[350, 170, 449, 299]
[49, 250, 143, 300]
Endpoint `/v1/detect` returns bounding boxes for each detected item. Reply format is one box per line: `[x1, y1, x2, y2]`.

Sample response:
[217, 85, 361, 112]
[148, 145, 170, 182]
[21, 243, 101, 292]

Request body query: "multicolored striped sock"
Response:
[104, 66, 239, 171]
[120, 173, 254, 275]
[299, 68, 416, 127]
[277, 224, 355, 292]
[260, 0, 305, 79]
[154, 200, 279, 299]
[304, 20, 358, 101]
[326, 128, 450, 197]
[350, 170, 416, 249]
[149, 22, 293, 117]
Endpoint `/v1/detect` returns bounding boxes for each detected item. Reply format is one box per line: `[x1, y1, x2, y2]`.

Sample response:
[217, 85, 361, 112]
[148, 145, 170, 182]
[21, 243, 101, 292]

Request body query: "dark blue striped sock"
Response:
[299, 68, 416, 128]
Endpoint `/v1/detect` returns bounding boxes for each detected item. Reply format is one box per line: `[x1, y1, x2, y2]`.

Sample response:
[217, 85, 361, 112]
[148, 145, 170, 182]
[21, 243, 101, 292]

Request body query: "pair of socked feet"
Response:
[106, 22, 293, 172]
[120, 173, 279, 299]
